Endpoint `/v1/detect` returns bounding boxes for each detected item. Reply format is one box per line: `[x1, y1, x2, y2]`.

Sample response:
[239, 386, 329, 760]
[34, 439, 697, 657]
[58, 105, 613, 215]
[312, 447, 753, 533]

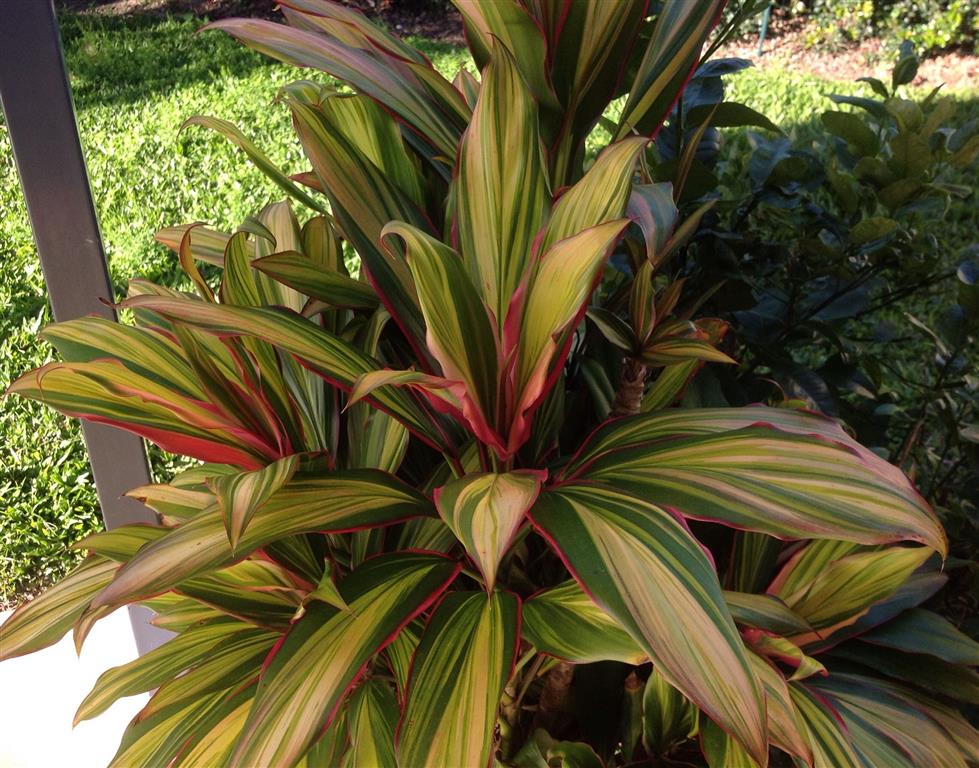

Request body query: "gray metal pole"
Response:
[0, 0, 170, 654]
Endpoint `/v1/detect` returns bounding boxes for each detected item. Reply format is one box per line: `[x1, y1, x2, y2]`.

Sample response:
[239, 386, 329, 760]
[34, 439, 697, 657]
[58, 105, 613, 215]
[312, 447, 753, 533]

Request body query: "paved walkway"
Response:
[0, 608, 147, 768]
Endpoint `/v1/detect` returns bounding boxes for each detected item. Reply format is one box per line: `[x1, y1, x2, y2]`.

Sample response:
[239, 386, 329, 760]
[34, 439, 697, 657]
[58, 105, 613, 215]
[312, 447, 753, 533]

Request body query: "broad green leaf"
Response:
[208, 454, 300, 551]
[231, 553, 458, 767]
[788, 683, 862, 768]
[686, 101, 783, 134]
[117, 295, 450, 450]
[627, 182, 679, 264]
[522, 580, 645, 665]
[786, 546, 932, 633]
[8, 360, 275, 469]
[382, 221, 500, 430]
[91, 471, 433, 608]
[435, 471, 543, 591]
[74, 619, 260, 723]
[398, 591, 519, 768]
[531, 484, 767, 763]
[284, 93, 432, 357]
[616, 0, 726, 138]
[0, 555, 116, 661]
[859, 608, 979, 665]
[253, 251, 378, 309]
[539, 137, 648, 256]
[821, 112, 879, 156]
[455, 41, 548, 325]
[566, 407, 946, 554]
[347, 678, 399, 768]
[182, 116, 328, 214]
[642, 665, 697, 756]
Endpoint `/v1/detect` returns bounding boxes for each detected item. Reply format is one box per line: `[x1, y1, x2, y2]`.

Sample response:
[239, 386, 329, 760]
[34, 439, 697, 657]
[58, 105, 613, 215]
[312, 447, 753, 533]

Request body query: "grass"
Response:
[0, 11, 975, 604]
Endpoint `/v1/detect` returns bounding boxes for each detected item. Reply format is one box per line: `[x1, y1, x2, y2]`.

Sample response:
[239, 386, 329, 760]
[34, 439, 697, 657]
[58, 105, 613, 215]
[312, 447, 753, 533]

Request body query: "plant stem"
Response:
[611, 358, 648, 417]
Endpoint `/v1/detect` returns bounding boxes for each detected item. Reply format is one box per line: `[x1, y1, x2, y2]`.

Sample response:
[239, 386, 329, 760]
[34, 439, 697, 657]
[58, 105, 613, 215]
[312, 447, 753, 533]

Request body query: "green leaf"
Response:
[856, 608, 979, 665]
[821, 111, 879, 156]
[627, 182, 679, 263]
[522, 580, 645, 665]
[686, 102, 782, 134]
[208, 18, 466, 157]
[748, 653, 812, 765]
[510, 220, 630, 452]
[252, 251, 378, 309]
[435, 471, 543, 591]
[347, 678, 399, 768]
[642, 665, 697, 756]
[0, 555, 117, 661]
[231, 552, 459, 767]
[90, 470, 433, 608]
[785, 546, 932, 633]
[531, 484, 767, 763]
[118, 295, 450, 450]
[455, 41, 549, 325]
[566, 407, 946, 554]
[156, 224, 230, 266]
[701, 718, 758, 768]
[724, 592, 812, 636]
[398, 591, 519, 768]
[788, 683, 862, 768]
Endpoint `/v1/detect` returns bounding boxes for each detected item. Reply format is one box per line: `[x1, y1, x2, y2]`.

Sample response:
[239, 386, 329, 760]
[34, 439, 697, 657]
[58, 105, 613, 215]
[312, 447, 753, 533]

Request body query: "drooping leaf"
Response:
[530, 484, 767, 763]
[435, 471, 543, 591]
[0, 555, 117, 661]
[90, 471, 433, 608]
[398, 591, 519, 768]
[566, 407, 946, 553]
[231, 552, 458, 767]
[859, 608, 979, 665]
[252, 250, 378, 309]
[724, 591, 812, 637]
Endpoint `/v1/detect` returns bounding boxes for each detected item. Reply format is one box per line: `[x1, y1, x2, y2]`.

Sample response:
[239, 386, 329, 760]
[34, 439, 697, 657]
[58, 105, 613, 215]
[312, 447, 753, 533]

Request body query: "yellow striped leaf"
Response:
[530, 484, 767, 763]
[207, 454, 300, 552]
[435, 471, 543, 591]
[398, 591, 519, 768]
[748, 653, 813, 766]
[90, 471, 433, 608]
[230, 553, 458, 767]
[788, 683, 862, 768]
[0, 555, 117, 661]
[568, 408, 946, 554]
[616, 0, 726, 139]
[642, 665, 698, 756]
[522, 580, 645, 665]
[252, 250, 378, 309]
[347, 678, 399, 768]
[455, 41, 549, 326]
[701, 718, 759, 768]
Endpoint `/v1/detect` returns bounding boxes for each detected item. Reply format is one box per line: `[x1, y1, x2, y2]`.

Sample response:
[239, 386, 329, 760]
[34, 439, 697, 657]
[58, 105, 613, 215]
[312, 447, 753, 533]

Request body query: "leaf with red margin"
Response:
[230, 552, 459, 768]
[397, 590, 519, 768]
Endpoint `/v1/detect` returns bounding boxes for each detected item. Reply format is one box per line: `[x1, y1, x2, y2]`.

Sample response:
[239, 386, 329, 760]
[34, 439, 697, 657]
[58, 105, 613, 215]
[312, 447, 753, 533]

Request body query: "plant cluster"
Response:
[2, 2, 978, 767]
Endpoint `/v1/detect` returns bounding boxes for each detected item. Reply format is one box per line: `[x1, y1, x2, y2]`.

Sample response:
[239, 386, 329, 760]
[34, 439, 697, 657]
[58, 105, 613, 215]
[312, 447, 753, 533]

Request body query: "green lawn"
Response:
[0, 12, 975, 604]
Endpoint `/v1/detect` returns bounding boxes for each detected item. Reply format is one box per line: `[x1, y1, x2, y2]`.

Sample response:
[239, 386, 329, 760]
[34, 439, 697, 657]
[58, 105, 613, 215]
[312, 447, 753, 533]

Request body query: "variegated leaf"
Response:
[398, 591, 519, 768]
[530, 484, 767, 763]
[567, 407, 946, 554]
[522, 580, 645, 665]
[231, 553, 458, 767]
[435, 471, 543, 591]
[347, 678, 399, 768]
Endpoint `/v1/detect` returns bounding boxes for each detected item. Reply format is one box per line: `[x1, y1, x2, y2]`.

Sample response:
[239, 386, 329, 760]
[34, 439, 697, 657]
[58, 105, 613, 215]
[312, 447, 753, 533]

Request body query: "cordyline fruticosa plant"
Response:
[3, 1, 978, 766]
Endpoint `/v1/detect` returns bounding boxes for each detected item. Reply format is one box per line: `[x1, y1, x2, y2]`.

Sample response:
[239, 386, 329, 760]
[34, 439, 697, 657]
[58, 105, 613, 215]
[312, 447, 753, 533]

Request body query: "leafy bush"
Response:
[2, 2, 977, 767]
[799, 0, 979, 54]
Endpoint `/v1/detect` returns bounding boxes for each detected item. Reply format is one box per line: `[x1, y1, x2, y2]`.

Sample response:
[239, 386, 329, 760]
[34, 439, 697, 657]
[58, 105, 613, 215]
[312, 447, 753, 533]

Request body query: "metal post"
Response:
[0, 0, 170, 654]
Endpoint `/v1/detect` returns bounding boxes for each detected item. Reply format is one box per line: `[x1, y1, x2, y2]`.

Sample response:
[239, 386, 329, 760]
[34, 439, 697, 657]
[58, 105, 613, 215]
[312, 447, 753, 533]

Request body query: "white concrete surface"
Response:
[0, 607, 148, 768]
